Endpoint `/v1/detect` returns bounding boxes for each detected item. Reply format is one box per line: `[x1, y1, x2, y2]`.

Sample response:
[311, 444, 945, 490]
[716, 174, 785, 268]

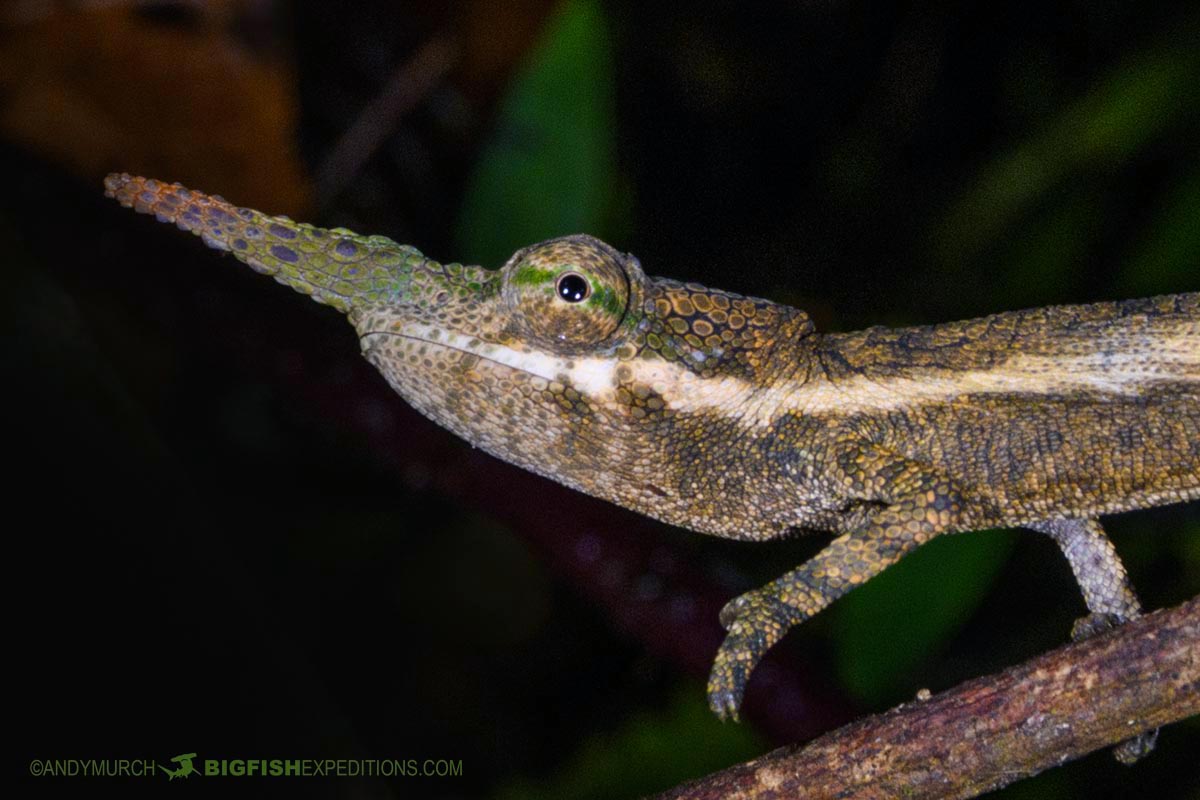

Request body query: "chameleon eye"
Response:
[556, 272, 591, 303]
[501, 235, 633, 353]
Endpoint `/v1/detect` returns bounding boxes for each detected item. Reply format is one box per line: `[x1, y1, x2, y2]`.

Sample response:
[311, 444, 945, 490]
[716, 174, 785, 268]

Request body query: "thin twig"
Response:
[654, 595, 1200, 800]
[315, 36, 459, 204]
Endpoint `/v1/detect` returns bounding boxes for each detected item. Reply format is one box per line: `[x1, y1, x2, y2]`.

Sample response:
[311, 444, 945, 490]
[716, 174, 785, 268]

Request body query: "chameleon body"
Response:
[105, 174, 1199, 725]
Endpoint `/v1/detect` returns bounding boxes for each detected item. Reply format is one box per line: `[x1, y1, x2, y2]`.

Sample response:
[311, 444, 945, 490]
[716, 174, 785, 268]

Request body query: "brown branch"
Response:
[654, 596, 1200, 800]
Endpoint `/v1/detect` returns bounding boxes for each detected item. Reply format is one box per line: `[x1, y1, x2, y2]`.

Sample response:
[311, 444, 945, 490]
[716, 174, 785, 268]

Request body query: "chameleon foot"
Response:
[1070, 611, 1158, 764]
[707, 589, 793, 721]
[1070, 611, 1128, 642]
[1113, 729, 1158, 765]
[718, 591, 757, 629]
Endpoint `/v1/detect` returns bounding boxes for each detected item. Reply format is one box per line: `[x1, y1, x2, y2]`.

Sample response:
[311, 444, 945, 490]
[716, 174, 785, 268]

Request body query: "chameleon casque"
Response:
[105, 173, 1199, 729]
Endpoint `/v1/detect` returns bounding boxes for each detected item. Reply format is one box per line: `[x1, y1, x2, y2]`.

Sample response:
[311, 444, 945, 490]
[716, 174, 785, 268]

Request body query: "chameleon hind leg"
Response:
[1029, 517, 1155, 763]
[707, 446, 969, 721]
[1027, 518, 1142, 632]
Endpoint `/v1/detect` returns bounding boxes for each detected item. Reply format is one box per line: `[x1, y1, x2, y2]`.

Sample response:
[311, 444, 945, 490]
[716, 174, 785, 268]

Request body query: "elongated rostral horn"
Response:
[104, 173, 428, 313]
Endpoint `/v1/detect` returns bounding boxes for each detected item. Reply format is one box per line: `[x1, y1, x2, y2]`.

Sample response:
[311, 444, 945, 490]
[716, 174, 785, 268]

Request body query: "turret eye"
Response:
[556, 272, 590, 303]
[501, 236, 633, 353]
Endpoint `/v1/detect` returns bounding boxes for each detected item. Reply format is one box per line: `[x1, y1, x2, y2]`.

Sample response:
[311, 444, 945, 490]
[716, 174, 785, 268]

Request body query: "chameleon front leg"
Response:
[707, 445, 970, 720]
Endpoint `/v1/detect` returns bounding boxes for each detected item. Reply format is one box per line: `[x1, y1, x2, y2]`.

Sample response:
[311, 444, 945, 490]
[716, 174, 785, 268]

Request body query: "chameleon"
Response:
[105, 173, 1199, 735]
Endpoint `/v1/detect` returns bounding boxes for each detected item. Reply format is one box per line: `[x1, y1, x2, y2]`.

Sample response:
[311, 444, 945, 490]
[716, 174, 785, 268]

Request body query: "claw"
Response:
[707, 656, 747, 721]
[707, 622, 755, 721]
[707, 687, 741, 722]
[1070, 611, 1128, 642]
[1113, 729, 1158, 765]
[718, 593, 752, 629]
[708, 595, 793, 721]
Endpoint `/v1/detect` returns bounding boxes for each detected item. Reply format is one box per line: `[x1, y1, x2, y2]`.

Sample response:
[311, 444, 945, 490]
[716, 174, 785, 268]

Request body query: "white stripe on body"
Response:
[391, 322, 1199, 427]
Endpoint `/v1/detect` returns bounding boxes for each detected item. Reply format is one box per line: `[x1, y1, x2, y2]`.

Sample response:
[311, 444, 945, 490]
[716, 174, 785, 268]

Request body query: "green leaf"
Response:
[1117, 166, 1200, 295]
[935, 34, 1200, 271]
[455, 0, 617, 267]
[832, 528, 1017, 706]
[997, 186, 1104, 301]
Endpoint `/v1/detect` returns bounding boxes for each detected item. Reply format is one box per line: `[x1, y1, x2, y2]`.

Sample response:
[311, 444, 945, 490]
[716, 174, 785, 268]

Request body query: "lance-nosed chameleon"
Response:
[105, 174, 1199, 734]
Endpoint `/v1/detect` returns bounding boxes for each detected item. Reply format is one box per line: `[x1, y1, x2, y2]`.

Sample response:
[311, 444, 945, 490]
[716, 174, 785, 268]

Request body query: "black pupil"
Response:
[556, 273, 589, 302]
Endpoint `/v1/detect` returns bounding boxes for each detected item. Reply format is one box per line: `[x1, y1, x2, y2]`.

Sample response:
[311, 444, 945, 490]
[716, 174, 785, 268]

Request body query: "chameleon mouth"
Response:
[360, 326, 588, 387]
[360, 324, 759, 420]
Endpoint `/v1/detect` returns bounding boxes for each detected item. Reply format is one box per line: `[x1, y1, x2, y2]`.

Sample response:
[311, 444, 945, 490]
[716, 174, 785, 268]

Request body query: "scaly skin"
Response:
[105, 174, 1199, 738]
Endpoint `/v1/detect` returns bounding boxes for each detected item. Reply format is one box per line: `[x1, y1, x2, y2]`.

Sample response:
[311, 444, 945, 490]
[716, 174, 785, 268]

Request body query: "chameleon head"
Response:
[354, 234, 654, 496]
[354, 230, 813, 531]
[102, 175, 650, 488]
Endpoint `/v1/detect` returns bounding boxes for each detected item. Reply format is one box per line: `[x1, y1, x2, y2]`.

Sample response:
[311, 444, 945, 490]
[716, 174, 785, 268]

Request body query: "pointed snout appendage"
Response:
[103, 173, 425, 314]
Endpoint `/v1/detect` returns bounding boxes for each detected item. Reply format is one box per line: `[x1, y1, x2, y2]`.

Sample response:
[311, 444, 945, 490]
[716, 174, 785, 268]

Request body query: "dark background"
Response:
[5, 1, 1198, 798]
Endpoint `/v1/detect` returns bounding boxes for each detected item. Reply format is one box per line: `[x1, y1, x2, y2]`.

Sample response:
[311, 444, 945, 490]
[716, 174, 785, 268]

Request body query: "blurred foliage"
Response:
[936, 32, 1200, 275]
[0, 1, 310, 212]
[1119, 166, 1200, 295]
[497, 685, 764, 800]
[455, 0, 617, 266]
[1187, 522, 1200, 586]
[833, 529, 1017, 706]
[931, 15, 1200, 314]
